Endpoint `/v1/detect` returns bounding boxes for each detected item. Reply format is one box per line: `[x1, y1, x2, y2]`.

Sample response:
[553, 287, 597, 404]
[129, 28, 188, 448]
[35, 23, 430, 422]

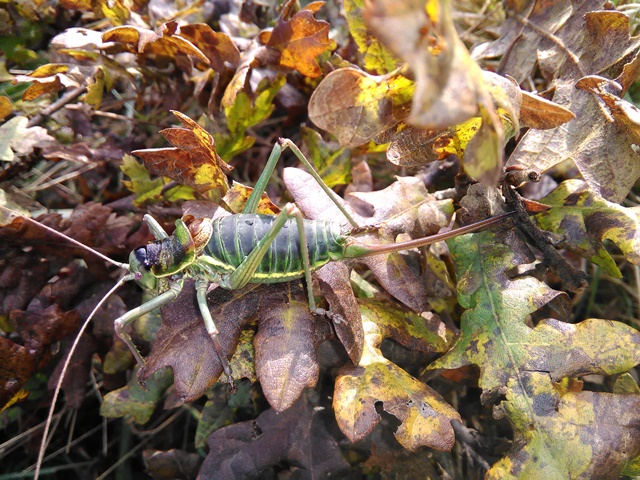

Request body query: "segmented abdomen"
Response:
[203, 214, 346, 283]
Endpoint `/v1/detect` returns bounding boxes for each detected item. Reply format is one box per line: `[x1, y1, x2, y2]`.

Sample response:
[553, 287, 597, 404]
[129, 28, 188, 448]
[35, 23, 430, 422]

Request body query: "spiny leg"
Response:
[114, 282, 183, 368]
[242, 138, 360, 229]
[195, 277, 235, 390]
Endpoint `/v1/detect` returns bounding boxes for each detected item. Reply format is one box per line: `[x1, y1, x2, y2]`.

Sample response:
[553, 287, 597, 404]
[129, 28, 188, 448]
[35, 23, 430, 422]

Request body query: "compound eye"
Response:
[134, 247, 151, 268]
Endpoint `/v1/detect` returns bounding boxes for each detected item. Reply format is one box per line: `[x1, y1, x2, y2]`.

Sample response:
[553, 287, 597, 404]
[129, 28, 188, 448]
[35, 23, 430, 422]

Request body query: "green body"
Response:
[203, 214, 346, 283]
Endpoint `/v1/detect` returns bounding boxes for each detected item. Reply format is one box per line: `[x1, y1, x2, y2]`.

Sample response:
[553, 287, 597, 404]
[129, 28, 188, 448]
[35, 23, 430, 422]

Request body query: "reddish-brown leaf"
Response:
[132, 111, 231, 200]
[264, 9, 335, 78]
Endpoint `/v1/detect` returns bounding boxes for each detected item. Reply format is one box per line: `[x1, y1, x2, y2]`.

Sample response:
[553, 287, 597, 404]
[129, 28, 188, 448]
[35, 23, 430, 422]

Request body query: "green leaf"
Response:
[216, 75, 286, 160]
[100, 367, 173, 424]
[428, 230, 640, 397]
[120, 154, 165, 204]
[343, 0, 399, 74]
[536, 179, 640, 277]
[300, 127, 351, 188]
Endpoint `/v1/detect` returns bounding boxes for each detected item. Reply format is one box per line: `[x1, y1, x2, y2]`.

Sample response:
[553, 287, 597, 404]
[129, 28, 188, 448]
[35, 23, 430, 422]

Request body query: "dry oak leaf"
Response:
[132, 111, 231, 199]
[506, 8, 640, 202]
[102, 21, 209, 65]
[333, 300, 460, 451]
[487, 372, 640, 480]
[263, 8, 335, 78]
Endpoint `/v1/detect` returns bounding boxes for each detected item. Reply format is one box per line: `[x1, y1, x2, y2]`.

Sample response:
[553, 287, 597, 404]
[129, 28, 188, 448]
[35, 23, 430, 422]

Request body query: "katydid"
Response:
[3, 138, 513, 479]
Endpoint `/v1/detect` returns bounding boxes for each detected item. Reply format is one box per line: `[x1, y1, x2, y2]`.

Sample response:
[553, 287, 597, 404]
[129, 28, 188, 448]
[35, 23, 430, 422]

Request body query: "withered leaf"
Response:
[132, 111, 231, 201]
[200, 392, 349, 478]
[143, 449, 202, 480]
[316, 261, 363, 364]
[520, 90, 576, 130]
[308, 67, 413, 148]
[333, 300, 460, 450]
[0, 116, 54, 161]
[102, 21, 209, 65]
[255, 282, 323, 412]
[223, 182, 280, 215]
[488, 372, 640, 480]
[176, 24, 240, 73]
[506, 9, 640, 202]
[140, 281, 261, 402]
[263, 8, 335, 78]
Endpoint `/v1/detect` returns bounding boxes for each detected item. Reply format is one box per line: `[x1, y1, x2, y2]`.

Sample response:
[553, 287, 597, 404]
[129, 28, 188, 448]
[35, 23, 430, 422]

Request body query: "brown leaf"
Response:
[2, 304, 81, 410]
[316, 262, 363, 364]
[102, 21, 209, 65]
[140, 280, 261, 401]
[132, 111, 231, 200]
[200, 392, 349, 478]
[473, 1, 575, 83]
[255, 283, 321, 412]
[308, 67, 413, 148]
[520, 90, 576, 129]
[176, 24, 240, 73]
[264, 9, 335, 78]
[506, 9, 640, 202]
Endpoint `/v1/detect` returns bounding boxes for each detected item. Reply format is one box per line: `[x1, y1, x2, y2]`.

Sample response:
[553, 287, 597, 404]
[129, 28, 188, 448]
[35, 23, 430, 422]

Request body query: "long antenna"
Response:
[33, 273, 135, 480]
[0, 206, 130, 270]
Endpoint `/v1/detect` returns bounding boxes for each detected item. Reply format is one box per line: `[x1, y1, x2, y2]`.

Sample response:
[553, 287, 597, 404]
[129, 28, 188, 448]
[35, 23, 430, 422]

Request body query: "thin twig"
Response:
[27, 87, 87, 128]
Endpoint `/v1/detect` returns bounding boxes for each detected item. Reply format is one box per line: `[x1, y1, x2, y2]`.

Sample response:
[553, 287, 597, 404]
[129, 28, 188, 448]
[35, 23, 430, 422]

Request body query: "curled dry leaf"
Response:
[364, 0, 488, 130]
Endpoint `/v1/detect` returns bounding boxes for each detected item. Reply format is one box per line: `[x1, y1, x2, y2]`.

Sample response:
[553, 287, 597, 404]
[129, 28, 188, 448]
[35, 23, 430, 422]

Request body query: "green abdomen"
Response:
[203, 214, 346, 283]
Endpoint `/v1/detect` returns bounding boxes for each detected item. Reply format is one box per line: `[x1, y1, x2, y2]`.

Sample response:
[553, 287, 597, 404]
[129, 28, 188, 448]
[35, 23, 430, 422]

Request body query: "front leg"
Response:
[114, 282, 183, 368]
